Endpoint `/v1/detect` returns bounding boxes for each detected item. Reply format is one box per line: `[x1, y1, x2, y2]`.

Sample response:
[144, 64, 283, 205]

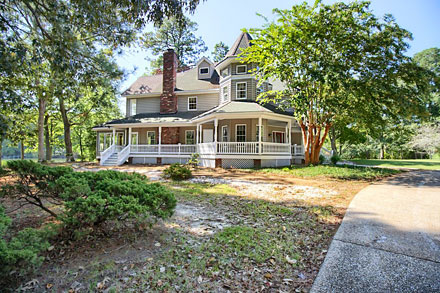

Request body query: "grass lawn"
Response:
[256, 164, 400, 180]
[349, 159, 440, 170]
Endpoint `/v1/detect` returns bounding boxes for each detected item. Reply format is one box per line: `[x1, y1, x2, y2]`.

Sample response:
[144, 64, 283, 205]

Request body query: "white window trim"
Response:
[221, 125, 229, 142]
[185, 130, 195, 144]
[256, 125, 264, 141]
[130, 99, 137, 116]
[236, 64, 247, 75]
[146, 131, 156, 145]
[236, 82, 247, 100]
[131, 132, 139, 145]
[199, 67, 210, 75]
[188, 96, 197, 111]
[272, 131, 285, 143]
[235, 124, 246, 142]
[222, 86, 229, 103]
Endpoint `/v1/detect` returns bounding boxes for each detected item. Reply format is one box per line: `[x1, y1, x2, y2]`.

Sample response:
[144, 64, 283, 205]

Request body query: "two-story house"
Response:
[94, 32, 304, 168]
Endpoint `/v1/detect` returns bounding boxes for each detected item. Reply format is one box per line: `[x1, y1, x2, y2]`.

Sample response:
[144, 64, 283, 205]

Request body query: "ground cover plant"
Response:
[349, 159, 440, 170]
[163, 163, 192, 180]
[256, 165, 400, 180]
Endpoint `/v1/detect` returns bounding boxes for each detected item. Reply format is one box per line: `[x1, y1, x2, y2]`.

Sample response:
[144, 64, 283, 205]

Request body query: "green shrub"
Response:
[330, 154, 341, 165]
[55, 170, 176, 229]
[0, 166, 8, 177]
[187, 153, 200, 169]
[163, 163, 192, 180]
[0, 205, 55, 281]
[319, 154, 326, 164]
[3, 161, 176, 233]
[1, 160, 73, 217]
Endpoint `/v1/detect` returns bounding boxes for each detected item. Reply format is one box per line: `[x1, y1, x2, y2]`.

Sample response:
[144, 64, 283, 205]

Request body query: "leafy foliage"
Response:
[330, 155, 341, 165]
[163, 163, 192, 181]
[2, 161, 176, 231]
[0, 205, 54, 281]
[187, 153, 200, 169]
[318, 154, 326, 165]
[240, 1, 436, 165]
[56, 170, 176, 229]
[142, 15, 207, 73]
[211, 42, 229, 62]
[408, 124, 440, 157]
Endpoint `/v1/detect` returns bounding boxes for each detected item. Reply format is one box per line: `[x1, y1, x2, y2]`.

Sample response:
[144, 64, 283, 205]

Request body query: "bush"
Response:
[0, 205, 55, 281]
[163, 163, 192, 180]
[2, 161, 176, 232]
[187, 153, 200, 169]
[330, 154, 341, 165]
[56, 170, 176, 229]
[0, 166, 8, 177]
[319, 154, 326, 165]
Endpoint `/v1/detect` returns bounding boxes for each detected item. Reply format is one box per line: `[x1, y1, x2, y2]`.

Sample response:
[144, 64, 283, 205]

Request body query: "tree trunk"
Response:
[78, 129, 84, 161]
[37, 97, 46, 162]
[300, 120, 331, 165]
[59, 97, 75, 162]
[329, 127, 338, 156]
[44, 114, 52, 161]
[379, 144, 385, 160]
[20, 140, 25, 160]
[0, 136, 3, 167]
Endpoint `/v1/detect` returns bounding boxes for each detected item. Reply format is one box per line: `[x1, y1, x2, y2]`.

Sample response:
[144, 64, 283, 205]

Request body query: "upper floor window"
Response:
[236, 64, 247, 74]
[257, 84, 264, 95]
[147, 131, 156, 145]
[188, 96, 197, 111]
[185, 130, 195, 144]
[221, 68, 229, 77]
[222, 86, 229, 103]
[236, 82, 247, 99]
[199, 67, 209, 75]
[130, 99, 137, 116]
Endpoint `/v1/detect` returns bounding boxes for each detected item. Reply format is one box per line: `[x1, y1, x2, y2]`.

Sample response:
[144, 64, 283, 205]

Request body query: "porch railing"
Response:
[292, 144, 304, 156]
[100, 144, 115, 165]
[130, 144, 196, 155]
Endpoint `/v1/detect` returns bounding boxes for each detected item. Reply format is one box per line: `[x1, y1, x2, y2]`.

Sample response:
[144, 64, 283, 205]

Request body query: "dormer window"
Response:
[188, 96, 197, 111]
[199, 67, 209, 75]
[236, 64, 247, 74]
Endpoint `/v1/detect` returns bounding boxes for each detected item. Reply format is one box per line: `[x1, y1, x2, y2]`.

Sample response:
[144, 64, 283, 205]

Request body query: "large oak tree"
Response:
[241, 1, 436, 165]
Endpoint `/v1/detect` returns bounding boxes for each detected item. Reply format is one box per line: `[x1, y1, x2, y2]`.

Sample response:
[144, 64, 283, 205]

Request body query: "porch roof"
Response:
[100, 111, 206, 126]
[192, 100, 294, 120]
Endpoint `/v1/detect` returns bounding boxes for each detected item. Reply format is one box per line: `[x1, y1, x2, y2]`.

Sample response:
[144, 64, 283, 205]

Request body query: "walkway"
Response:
[311, 171, 440, 292]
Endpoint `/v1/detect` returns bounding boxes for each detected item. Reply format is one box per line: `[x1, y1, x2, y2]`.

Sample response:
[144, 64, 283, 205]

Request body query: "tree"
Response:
[142, 15, 207, 73]
[1, 0, 204, 162]
[413, 48, 440, 120]
[241, 1, 436, 164]
[211, 42, 229, 62]
[409, 124, 440, 157]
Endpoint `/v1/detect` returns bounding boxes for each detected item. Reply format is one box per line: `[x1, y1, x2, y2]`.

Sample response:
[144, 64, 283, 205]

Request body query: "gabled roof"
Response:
[122, 66, 219, 96]
[226, 32, 253, 57]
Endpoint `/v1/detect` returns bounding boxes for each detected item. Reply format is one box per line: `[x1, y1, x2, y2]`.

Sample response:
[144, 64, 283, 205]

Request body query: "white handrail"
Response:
[117, 145, 130, 165]
[100, 144, 115, 165]
[291, 144, 304, 156]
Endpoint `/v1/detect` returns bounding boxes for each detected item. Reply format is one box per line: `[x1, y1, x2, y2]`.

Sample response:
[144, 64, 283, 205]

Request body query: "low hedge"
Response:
[163, 163, 192, 180]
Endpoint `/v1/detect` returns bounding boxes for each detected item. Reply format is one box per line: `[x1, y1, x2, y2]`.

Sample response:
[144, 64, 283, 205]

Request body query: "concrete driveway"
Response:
[311, 171, 440, 293]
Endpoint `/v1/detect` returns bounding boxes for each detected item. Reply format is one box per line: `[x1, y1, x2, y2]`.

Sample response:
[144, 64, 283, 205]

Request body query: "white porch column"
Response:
[128, 127, 132, 145]
[200, 124, 203, 143]
[214, 119, 218, 143]
[287, 120, 292, 144]
[112, 128, 116, 145]
[196, 124, 200, 144]
[158, 126, 162, 154]
[258, 116, 262, 155]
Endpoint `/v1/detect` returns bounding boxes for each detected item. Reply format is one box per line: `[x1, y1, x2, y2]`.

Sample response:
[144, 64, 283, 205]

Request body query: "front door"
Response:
[203, 129, 214, 143]
[273, 131, 285, 143]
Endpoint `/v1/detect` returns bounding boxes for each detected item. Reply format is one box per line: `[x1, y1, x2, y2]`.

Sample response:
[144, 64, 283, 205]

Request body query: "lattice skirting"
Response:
[132, 157, 156, 164]
[162, 157, 189, 165]
[222, 159, 255, 169]
[261, 159, 291, 168]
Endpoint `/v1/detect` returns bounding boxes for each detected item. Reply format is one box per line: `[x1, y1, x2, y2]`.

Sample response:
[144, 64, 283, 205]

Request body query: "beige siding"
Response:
[231, 62, 257, 75]
[231, 78, 257, 101]
[197, 60, 213, 80]
[177, 93, 219, 112]
[179, 127, 197, 144]
[136, 97, 160, 114]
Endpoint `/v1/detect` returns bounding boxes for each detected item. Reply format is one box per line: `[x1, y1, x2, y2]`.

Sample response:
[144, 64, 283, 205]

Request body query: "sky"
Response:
[115, 0, 440, 111]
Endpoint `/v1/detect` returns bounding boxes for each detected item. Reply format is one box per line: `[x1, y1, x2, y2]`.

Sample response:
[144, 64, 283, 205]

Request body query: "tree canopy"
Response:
[211, 42, 230, 62]
[240, 1, 438, 164]
[142, 15, 207, 74]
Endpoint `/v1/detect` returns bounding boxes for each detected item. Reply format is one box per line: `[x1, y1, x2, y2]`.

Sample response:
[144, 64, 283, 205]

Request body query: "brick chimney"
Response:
[160, 49, 178, 114]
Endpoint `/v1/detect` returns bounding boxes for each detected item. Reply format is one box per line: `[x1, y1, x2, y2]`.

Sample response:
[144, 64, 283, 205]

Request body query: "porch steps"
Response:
[102, 153, 119, 166]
